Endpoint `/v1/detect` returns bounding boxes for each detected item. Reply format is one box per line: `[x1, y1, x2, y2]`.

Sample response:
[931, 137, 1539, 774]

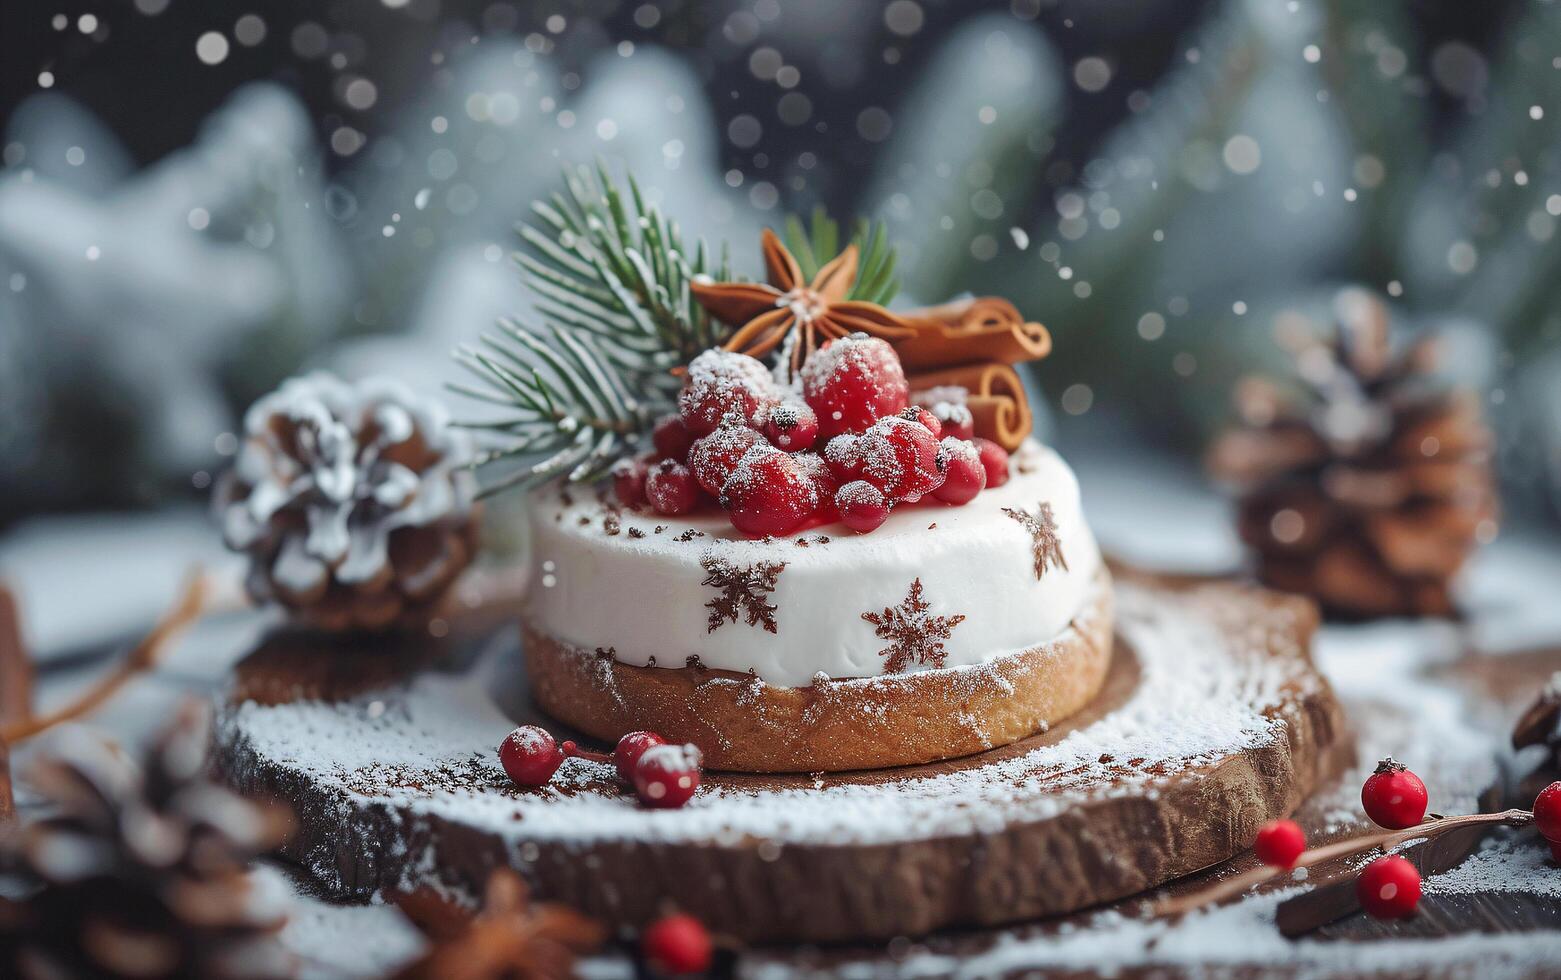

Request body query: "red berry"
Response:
[1356, 855, 1421, 919]
[646, 460, 698, 515]
[800, 334, 909, 439]
[900, 406, 942, 439]
[679, 349, 776, 436]
[1533, 781, 1561, 842]
[641, 914, 713, 975]
[498, 726, 564, 787]
[823, 434, 863, 483]
[687, 422, 764, 496]
[1252, 819, 1307, 868]
[1361, 758, 1428, 830]
[652, 414, 695, 461]
[632, 743, 703, 808]
[929, 400, 975, 441]
[720, 445, 819, 537]
[613, 731, 667, 783]
[611, 455, 650, 506]
[973, 438, 1009, 489]
[762, 401, 820, 451]
[931, 437, 986, 505]
[792, 451, 839, 518]
[836, 480, 889, 533]
[854, 416, 944, 503]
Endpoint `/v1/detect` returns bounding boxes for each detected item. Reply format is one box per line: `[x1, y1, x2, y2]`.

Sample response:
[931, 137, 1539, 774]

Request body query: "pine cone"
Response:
[0, 704, 294, 979]
[1208, 288, 1497, 618]
[218, 372, 480, 632]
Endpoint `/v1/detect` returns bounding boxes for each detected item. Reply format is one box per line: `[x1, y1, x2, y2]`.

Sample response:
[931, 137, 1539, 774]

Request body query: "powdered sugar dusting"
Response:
[219, 579, 1305, 859]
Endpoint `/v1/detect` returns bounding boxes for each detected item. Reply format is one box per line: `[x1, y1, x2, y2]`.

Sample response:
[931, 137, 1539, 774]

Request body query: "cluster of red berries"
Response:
[1251, 758, 1433, 919]
[612, 336, 1011, 536]
[498, 725, 702, 809]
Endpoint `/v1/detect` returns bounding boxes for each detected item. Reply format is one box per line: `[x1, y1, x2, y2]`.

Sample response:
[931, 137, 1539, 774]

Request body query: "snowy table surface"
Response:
[5, 454, 1561, 978]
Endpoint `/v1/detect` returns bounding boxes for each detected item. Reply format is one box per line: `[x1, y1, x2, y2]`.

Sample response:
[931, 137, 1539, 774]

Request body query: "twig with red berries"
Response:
[1151, 758, 1555, 924]
[498, 725, 703, 809]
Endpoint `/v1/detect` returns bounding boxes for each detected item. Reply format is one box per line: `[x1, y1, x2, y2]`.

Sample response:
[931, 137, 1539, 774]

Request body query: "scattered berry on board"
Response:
[1360, 758, 1429, 830]
[1252, 819, 1306, 869]
[498, 726, 564, 787]
[632, 743, 704, 809]
[1532, 780, 1561, 843]
[641, 913, 714, 975]
[613, 731, 668, 783]
[1355, 855, 1422, 919]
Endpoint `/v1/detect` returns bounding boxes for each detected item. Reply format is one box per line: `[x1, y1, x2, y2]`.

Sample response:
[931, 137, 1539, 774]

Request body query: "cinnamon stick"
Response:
[909, 362, 1032, 452]
[897, 297, 1051, 371]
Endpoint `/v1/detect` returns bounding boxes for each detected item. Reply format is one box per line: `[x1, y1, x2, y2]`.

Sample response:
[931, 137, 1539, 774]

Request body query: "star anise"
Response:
[691, 229, 913, 375]
[701, 555, 786, 634]
[1003, 502, 1068, 580]
[862, 578, 967, 675]
[393, 869, 604, 980]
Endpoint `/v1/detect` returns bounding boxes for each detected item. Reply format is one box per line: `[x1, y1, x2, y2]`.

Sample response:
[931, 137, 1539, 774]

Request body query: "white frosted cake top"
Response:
[522, 440, 1102, 686]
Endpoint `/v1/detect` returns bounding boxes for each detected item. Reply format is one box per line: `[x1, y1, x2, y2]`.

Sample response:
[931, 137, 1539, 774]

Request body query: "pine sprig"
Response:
[452, 163, 730, 493]
[782, 207, 900, 306]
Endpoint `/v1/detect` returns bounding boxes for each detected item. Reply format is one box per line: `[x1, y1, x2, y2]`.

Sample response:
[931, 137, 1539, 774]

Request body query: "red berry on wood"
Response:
[720, 445, 819, 537]
[762, 401, 820, 451]
[611, 455, 650, 507]
[973, 437, 1010, 489]
[498, 725, 564, 787]
[632, 743, 703, 808]
[800, 334, 909, 439]
[931, 437, 987, 505]
[679, 349, 776, 436]
[1533, 781, 1561, 842]
[688, 422, 764, 496]
[641, 913, 713, 975]
[1361, 758, 1428, 830]
[652, 413, 695, 461]
[646, 460, 698, 515]
[836, 480, 889, 533]
[613, 731, 667, 783]
[1252, 818, 1306, 868]
[1355, 855, 1421, 919]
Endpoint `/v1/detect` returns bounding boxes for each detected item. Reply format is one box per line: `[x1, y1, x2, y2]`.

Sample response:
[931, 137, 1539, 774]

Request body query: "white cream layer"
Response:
[522, 440, 1102, 687]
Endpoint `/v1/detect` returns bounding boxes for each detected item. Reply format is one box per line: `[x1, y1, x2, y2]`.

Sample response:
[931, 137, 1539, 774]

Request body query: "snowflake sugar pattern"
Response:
[701, 555, 786, 634]
[862, 578, 967, 675]
[1003, 501, 1068, 580]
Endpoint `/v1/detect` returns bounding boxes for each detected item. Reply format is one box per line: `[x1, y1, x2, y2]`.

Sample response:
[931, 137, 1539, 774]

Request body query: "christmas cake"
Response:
[515, 229, 1112, 772]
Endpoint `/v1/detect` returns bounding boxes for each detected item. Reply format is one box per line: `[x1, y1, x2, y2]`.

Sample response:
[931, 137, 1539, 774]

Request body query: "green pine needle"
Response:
[451, 169, 903, 495]
[782, 207, 900, 306]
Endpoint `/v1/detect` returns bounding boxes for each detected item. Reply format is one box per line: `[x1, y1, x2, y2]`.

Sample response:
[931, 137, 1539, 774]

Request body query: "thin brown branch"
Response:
[1, 571, 209, 744]
[0, 582, 31, 726]
[1149, 809, 1533, 918]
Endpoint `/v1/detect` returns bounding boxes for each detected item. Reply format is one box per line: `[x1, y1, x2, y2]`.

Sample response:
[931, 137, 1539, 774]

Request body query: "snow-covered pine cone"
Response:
[1208, 288, 1498, 619]
[0, 704, 294, 979]
[217, 372, 479, 632]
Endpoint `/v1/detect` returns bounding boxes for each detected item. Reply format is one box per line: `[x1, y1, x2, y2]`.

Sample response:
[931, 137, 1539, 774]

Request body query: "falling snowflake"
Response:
[1003, 501, 1068, 579]
[701, 555, 786, 634]
[861, 578, 967, 675]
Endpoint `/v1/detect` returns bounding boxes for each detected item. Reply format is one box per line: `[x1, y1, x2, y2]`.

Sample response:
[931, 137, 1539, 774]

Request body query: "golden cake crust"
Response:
[524, 568, 1114, 772]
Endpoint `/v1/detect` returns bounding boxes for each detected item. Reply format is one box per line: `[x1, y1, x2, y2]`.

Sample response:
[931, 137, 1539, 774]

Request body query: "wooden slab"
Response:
[214, 575, 1349, 944]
